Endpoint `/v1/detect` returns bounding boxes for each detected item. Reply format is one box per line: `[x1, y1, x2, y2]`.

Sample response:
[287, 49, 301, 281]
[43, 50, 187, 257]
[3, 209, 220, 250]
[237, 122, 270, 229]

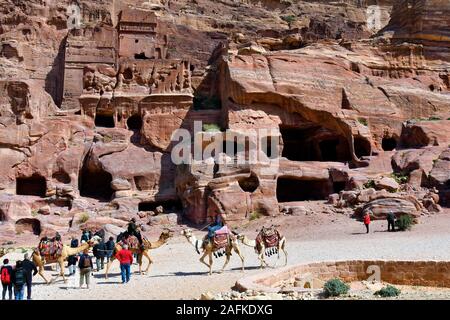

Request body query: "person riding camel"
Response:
[127, 218, 144, 249]
[206, 214, 224, 243]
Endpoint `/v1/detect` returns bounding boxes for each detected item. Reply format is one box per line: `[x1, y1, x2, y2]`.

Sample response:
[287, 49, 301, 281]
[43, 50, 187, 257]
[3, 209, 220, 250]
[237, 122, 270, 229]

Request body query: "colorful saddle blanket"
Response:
[119, 235, 140, 249]
[213, 233, 229, 249]
[39, 240, 63, 257]
[215, 226, 230, 235]
[256, 228, 280, 249]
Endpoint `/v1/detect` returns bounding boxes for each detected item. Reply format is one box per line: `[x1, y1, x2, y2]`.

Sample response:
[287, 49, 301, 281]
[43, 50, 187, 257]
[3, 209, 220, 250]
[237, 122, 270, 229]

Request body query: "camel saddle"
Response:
[39, 239, 63, 258]
[212, 234, 229, 249]
[119, 235, 140, 250]
[256, 227, 280, 249]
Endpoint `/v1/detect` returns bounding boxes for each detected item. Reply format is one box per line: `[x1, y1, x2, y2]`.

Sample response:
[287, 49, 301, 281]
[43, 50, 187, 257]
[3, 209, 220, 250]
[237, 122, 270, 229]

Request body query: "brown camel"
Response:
[181, 228, 245, 275]
[236, 228, 287, 269]
[104, 230, 172, 279]
[32, 236, 101, 284]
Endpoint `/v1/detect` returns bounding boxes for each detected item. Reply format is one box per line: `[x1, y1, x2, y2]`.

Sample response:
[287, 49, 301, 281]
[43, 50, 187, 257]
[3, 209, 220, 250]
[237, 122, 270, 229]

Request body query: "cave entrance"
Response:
[276, 177, 332, 202]
[79, 165, 113, 200]
[95, 114, 115, 128]
[127, 114, 142, 130]
[382, 137, 397, 151]
[138, 199, 183, 212]
[0, 209, 6, 223]
[134, 52, 149, 60]
[280, 126, 351, 162]
[16, 218, 41, 236]
[238, 174, 259, 193]
[333, 181, 346, 193]
[16, 175, 47, 197]
[354, 137, 371, 158]
[319, 139, 339, 162]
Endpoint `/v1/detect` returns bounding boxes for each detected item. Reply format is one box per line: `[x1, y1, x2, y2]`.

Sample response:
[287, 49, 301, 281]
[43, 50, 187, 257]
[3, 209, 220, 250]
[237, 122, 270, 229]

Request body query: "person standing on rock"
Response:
[68, 237, 79, 276]
[22, 253, 38, 300]
[363, 212, 371, 234]
[105, 237, 115, 263]
[78, 249, 93, 289]
[1, 259, 13, 300]
[387, 211, 396, 232]
[115, 244, 133, 284]
[12, 260, 26, 300]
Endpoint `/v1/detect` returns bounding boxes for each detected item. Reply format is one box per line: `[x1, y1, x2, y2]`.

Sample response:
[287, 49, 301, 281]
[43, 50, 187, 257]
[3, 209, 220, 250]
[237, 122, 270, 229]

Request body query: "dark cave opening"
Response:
[276, 177, 332, 202]
[127, 114, 142, 130]
[16, 175, 47, 197]
[280, 126, 351, 162]
[79, 166, 114, 200]
[138, 199, 183, 212]
[354, 137, 371, 158]
[95, 114, 115, 128]
[16, 218, 41, 236]
[382, 137, 397, 151]
[238, 174, 259, 193]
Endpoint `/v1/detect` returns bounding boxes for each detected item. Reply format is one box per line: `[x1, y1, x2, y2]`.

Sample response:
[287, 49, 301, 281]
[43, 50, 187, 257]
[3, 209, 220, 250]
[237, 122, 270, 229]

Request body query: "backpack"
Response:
[1, 267, 11, 285]
[82, 255, 91, 268]
[14, 268, 25, 286]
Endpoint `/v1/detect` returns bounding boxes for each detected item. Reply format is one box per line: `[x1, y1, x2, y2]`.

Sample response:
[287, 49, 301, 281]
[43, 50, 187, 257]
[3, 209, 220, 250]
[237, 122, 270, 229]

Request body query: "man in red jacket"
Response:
[363, 212, 371, 234]
[116, 244, 133, 284]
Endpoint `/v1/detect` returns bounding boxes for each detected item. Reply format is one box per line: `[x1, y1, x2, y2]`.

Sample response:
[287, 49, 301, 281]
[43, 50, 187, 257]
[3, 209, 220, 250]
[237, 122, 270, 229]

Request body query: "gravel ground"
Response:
[1, 211, 449, 300]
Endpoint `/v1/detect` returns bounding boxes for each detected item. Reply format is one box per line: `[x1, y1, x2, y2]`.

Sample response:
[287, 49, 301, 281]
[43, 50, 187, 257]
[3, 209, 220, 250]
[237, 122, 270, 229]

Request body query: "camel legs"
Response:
[280, 239, 288, 266]
[199, 251, 212, 275]
[37, 263, 51, 284]
[137, 252, 143, 274]
[142, 250, 153, 274]
[219, 248, 232, 274]
[105, 256, 116, 279]
[233, 244, 245, 272]
[52, 258, 67, 283]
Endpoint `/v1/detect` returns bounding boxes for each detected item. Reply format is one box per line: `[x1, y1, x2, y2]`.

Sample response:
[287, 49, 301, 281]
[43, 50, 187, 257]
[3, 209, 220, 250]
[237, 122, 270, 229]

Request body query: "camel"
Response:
[236, 228, 287, 269]
[32, 236, 101, 284]
[181, 228, 245, 275]
[104, 229, 172, 279]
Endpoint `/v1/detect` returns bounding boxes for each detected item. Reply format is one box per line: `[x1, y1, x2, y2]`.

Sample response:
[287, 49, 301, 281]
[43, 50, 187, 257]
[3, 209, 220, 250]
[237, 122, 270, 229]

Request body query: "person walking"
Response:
[105, 237, 115, 263]
[22, 253, 38, 300]
[12, 260, 26, 300]
[363, 212, 371, 234]
[68, 237, 79, 276]
[387, 211, 396, 232]
[115, 244, 133, 284]
[78, 249, 93, 289]
[1, 259, 13, 300]
[93, 239, 106, 271]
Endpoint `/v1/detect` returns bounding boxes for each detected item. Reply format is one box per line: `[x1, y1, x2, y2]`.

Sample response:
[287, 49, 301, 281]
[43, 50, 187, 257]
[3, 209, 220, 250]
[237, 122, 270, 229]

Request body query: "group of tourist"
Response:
[1, 254, 37, 300]
[362, 211, 397, 233]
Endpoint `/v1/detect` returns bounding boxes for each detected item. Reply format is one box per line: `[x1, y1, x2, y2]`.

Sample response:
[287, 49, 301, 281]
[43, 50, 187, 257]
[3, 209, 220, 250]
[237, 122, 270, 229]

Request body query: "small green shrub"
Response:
[323, 279, 350, 297]
[391, 172, 409, 184]
[374, 285, 401, 297]
[427, 116, 441, 121]
[77, 212, 90, 224]
[202, 123, 221, 132]
[281, 15, 296, 24]
[31, 210, 38, 217]
[249, 211, 262, 221]
[364, 180, 376, 189]
[395, 214, 413, 231]
[358, 118, 368, 126]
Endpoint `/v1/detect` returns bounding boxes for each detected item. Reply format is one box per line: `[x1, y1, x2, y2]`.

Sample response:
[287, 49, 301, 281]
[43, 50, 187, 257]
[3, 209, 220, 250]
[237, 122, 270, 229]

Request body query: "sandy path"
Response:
[2, 213, 450, 300]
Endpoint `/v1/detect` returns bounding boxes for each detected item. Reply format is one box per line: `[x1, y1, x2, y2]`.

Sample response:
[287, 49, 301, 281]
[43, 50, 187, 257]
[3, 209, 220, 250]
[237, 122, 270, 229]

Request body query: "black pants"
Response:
[25, 280, 32, 300]
[2, 283, 12, 300]
[388, 219, 395, 232]
[365, 223, 369, 233]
